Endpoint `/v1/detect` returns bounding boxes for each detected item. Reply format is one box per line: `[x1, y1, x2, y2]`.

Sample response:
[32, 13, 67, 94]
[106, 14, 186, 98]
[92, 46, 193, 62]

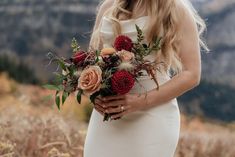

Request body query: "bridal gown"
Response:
[83, 16, 180, 157]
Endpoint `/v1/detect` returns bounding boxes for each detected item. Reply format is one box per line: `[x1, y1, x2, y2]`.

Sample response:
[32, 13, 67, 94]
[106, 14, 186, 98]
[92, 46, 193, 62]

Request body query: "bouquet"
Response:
[44, 25, 163, 121]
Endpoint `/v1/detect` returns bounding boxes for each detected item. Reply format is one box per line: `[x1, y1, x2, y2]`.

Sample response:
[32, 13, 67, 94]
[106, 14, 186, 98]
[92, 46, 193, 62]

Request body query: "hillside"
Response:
[0, 0, 98, 80]
[0, 0, 234, 83]
[195, 0, 235, 84]
[0, 0, 234, 122]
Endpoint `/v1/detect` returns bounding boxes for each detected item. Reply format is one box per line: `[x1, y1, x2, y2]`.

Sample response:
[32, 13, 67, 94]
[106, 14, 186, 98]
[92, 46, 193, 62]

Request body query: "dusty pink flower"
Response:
[78, 66, 102, 95]
[100, 48, 116, 57]
[116, 50, 135, 62]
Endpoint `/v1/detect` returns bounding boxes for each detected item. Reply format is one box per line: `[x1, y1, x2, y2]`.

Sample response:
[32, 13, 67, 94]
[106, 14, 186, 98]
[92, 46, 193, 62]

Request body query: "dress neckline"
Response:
[103, 16, 149, 23]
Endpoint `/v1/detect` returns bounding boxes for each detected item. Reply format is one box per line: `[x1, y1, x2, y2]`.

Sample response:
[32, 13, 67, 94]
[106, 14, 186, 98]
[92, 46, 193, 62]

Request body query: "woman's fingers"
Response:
[110, 110, 129, 120]
[103, 100, 125, 108]
[94, 97, 106, 115]
[105, 106, 122, 114]
[101, 95, 125, 102]
[94, 98, 102, 105]
[94, 98, 106, 107]
[94, 104, 105, 116]
[105, 105, 131, 114]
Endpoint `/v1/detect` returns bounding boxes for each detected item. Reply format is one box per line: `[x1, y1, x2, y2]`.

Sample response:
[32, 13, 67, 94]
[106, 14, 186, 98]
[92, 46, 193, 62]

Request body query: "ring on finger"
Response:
[121, 105, 125, 112]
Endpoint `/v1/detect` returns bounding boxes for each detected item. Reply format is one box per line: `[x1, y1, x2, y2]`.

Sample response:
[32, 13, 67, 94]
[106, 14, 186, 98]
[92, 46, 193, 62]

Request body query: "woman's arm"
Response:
[95, 7, 202, 119]
[142, 9, 202, 107]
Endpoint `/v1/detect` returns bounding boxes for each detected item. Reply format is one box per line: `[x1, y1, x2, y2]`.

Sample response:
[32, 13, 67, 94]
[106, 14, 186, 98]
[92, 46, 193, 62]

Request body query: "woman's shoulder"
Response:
[93, 0, 114, 26]
[174, 0, 199, 33]
[96, 0, 115, 15]
[174, 0, 197, 23]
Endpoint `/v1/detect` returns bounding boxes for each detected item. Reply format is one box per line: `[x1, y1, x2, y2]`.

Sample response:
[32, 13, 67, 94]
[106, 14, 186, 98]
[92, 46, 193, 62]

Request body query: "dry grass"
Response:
[0, 72, 235, 157]
[176, 116, 235, 157]
[176, 131, 235, 157]
[0, 104, 86, 157]
[0, 73, 87, 157]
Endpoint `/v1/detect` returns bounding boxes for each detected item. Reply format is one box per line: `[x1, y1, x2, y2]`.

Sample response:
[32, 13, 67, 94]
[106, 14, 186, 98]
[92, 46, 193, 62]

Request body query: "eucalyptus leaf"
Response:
[55, 91, 61, 110]
[77, 89, 83, 104]
[62, 91, 69, 105]
[90, 91, 100, 104]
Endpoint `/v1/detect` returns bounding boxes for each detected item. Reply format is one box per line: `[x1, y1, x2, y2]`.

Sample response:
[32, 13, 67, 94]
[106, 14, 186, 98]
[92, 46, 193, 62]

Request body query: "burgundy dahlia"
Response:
[72, 51, 87, 65]
[114, 35, 133, 52]
[111, 70, 135, 95]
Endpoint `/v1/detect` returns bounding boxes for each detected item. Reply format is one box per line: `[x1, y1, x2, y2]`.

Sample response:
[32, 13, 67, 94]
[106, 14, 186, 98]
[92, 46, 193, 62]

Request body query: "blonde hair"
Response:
[89, 0, 208, 74]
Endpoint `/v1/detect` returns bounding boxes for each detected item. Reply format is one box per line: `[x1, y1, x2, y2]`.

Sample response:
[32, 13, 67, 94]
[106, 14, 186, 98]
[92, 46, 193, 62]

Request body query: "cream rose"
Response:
[78, 66, 102, 95]
[116, 50, 135, 62]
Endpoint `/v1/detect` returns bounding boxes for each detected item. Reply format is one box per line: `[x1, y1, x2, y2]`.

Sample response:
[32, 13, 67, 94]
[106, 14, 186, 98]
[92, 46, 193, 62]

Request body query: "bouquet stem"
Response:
[103, 113, 110, 121]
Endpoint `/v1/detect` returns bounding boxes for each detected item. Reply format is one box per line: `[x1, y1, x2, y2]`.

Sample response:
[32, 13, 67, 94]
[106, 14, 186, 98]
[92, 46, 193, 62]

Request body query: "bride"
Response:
[84, 0, 207, 156]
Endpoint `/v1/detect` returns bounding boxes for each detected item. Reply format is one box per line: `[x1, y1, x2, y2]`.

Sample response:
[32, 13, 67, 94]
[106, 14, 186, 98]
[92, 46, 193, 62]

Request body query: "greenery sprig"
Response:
[133, 24, 162, 61]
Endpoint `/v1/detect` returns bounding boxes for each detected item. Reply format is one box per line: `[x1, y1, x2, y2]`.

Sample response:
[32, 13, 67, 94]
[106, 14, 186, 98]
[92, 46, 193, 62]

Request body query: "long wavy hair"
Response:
[89, 0, 208, 74]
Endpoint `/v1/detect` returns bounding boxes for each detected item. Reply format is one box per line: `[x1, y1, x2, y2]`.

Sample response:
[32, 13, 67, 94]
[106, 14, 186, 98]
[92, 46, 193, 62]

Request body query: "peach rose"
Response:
[116, 50, 135, 62]
[100, 48, 116, 57]
[78, 66, 102, 95]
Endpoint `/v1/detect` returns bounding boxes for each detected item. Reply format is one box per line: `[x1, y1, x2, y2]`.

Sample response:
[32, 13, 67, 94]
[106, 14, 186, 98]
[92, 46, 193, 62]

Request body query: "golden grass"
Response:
[0, 72, 235, 157]
[176, 115, 235, 157]
[0, 104, 86, 157]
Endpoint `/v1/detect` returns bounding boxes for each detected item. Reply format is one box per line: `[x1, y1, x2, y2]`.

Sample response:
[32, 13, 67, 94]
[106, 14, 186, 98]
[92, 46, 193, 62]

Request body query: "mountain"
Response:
[191, 0, 235, 84]
[0, 0, 234, 83]
[0, 0, 99, 81]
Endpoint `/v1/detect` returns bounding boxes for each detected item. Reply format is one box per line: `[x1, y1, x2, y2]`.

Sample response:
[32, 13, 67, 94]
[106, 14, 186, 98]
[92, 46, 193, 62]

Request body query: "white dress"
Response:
[83, 16, 180, 157]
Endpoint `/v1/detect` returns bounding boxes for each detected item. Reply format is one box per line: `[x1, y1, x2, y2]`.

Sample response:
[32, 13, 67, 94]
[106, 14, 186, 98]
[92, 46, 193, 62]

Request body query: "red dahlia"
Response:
[111, 70, 135, 95]
[72, 51, 87, 65]
[114, 35, 133, 52]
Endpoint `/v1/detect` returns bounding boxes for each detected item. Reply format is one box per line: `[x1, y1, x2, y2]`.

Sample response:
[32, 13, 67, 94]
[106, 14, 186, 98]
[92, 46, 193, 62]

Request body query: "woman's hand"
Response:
[94, 97, 106, 116]
[94, 94, 147, 120]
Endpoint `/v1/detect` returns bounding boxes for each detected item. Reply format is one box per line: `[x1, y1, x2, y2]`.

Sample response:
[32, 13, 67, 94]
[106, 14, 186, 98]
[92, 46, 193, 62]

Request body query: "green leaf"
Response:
[71, 38, 80, 53]
[135, 24, 144, 42]
[57, 59, 66, 71]
[142, 43, 148, 49]
[43, 84, 60, 90]
[68, 64, 77, 76]
[55, 91, 61, 110]
[90, 91, 100, 104]
[77, 89, 83, 104]
[152, 37, 162, 50]
[58, 85, 64, 91]
[62, 91, 69, 105]
[55, 75, 66, 84]
[53, 72, 67, 84]
[95, 50, 100, 63]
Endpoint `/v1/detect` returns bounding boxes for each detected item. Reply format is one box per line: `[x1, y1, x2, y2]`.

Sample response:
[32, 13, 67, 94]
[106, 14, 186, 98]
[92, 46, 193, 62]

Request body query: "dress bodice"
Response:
[99, 16, 171, 93]
[100, 16, 149, 47]
[100, 15, 157, 62]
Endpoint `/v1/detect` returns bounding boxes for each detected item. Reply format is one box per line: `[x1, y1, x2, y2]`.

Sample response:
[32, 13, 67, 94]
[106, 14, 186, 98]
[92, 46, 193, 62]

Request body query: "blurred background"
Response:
[0, 0, 235, 156]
